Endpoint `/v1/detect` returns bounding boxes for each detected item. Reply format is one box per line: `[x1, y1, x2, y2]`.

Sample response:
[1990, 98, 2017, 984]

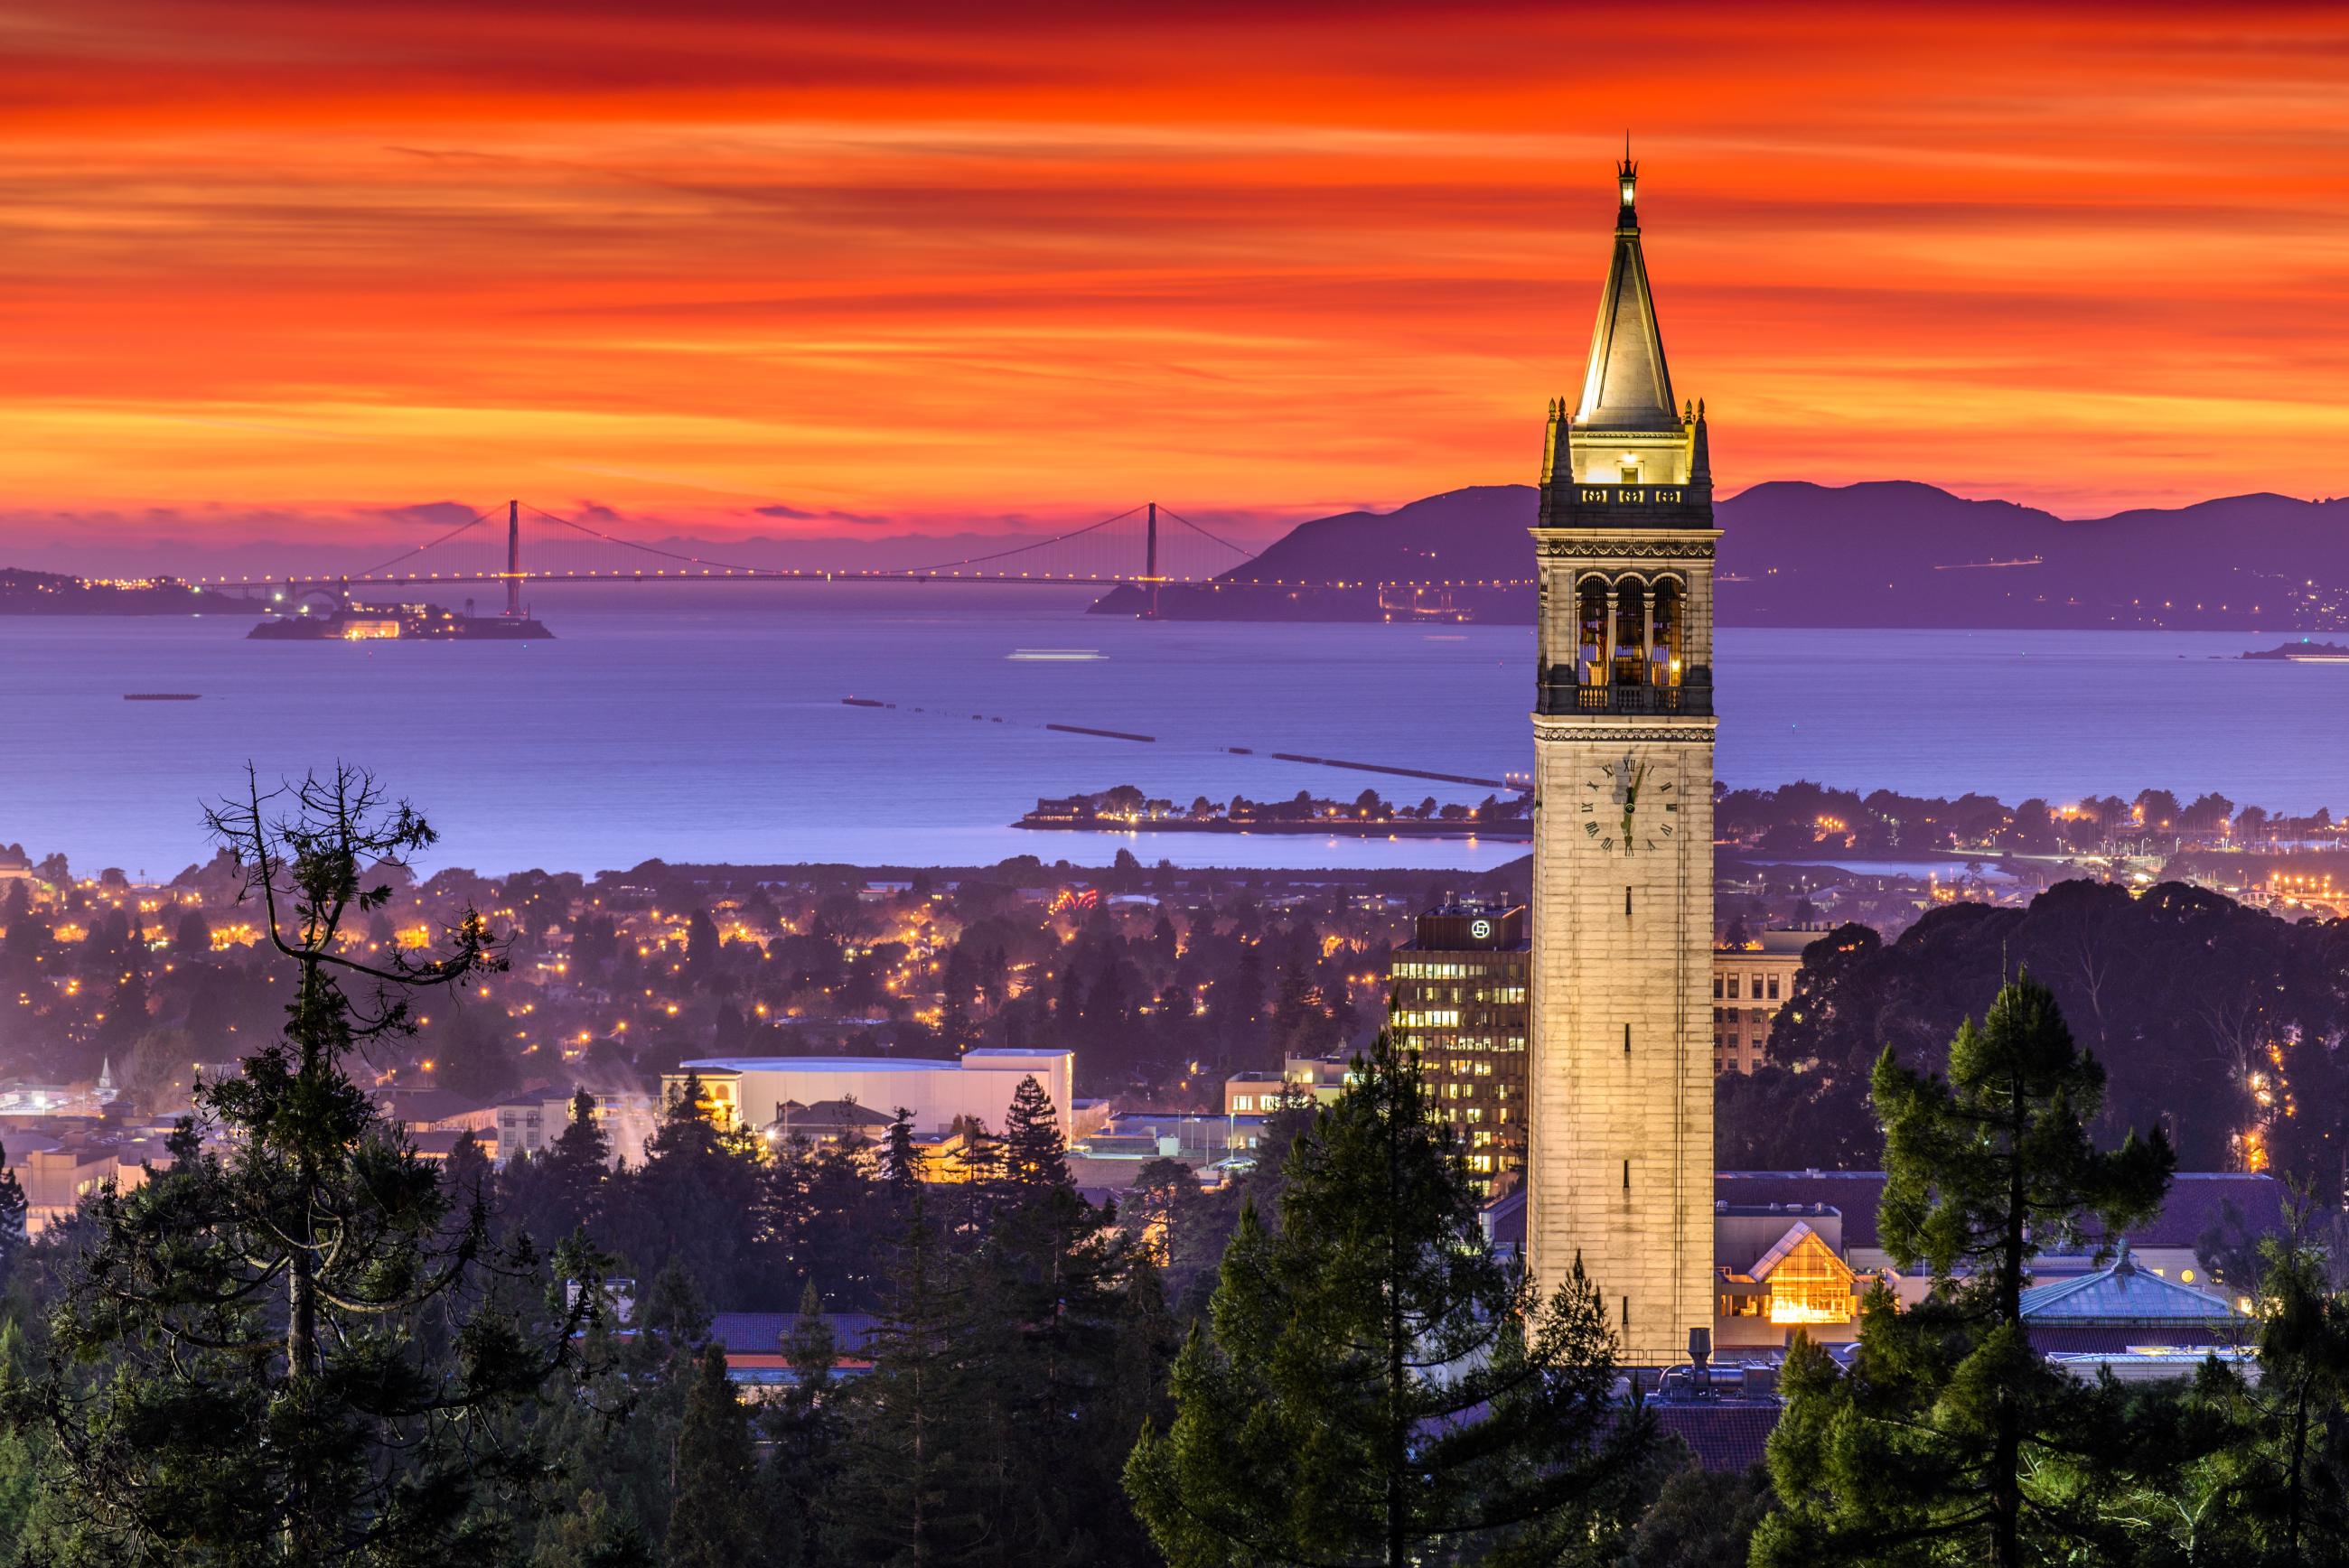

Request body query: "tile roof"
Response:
[1652, 1404, 1780, 1473]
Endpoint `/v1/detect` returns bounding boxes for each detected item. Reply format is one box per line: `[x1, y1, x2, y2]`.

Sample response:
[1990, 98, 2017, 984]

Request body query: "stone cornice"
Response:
[1531, 536, 1717, 561]
[1530, 718, 1717, 744]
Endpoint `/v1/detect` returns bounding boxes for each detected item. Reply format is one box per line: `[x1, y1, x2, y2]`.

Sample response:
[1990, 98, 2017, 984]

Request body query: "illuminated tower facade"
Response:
[1525, 156, 1717, 1365]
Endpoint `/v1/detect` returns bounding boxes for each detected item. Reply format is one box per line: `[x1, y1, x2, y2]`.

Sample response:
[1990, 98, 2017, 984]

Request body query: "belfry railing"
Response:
[1539, 677, 1713, 718]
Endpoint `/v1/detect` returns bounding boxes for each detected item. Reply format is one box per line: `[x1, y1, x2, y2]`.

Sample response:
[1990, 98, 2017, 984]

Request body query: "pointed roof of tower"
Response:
[1573, 152, 1679, 433]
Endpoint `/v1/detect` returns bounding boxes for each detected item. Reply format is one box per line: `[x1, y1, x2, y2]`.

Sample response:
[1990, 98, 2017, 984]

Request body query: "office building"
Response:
[1390, 902, 1529, 1194]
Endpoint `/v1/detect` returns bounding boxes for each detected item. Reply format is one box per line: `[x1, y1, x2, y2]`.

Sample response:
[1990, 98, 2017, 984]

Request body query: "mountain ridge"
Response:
[1091, 481, 2349, 630]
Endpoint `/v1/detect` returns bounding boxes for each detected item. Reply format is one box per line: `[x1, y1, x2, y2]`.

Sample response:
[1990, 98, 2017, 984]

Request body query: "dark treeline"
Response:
[1724, 881, 2349, 1181]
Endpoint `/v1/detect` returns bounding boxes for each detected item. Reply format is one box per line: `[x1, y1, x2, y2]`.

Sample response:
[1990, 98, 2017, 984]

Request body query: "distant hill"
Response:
[1092, 482, 2349, 630]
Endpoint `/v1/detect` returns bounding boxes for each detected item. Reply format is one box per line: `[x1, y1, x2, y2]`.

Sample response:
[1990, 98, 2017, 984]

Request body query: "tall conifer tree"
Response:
[765, 1280, 844, 1568]
[828, 1188, 992, 1566]
[1127, 1030, 1658, 1568]
[0, 768, 601, 1563]
[876, 1106, 927, 1205]
[0, 1140, 25, 1290]
[664, 1345, 763, 1568]
[974, 1074, 1141, 1560]
[1757, 973, 2175, 1568]
[1000, 1075, 1071, 1190]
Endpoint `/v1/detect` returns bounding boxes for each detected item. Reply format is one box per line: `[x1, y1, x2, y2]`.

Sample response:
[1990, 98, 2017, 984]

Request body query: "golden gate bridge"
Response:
[191, 499, 1534, 619]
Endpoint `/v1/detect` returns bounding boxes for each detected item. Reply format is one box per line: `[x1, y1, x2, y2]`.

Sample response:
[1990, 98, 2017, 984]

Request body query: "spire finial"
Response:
[1616, 135, 1638, 218]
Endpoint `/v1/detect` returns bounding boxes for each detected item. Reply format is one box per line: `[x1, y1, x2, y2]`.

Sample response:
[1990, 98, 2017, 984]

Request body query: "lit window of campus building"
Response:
[1388, 903, 1529, 1195]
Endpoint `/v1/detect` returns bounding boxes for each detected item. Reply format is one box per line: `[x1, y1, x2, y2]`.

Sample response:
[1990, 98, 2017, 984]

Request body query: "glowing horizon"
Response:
[4, 2, 2345, 560]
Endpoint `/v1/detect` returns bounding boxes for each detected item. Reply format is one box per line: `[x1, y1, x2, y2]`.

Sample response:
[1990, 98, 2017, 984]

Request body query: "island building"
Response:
[1388, 902, 1530, 1196]
[1526, 154, 1718, 1364]
[664, 1049, 1075, 1143]
[1710, 929, 1814, 1075]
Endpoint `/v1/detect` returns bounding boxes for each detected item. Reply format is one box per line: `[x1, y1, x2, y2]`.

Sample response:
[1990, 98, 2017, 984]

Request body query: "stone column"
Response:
[1603, 583, 1619, 683]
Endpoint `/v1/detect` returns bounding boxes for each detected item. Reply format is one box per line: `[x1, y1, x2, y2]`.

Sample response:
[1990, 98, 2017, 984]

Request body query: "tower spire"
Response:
[1576, 153, 1676, 432]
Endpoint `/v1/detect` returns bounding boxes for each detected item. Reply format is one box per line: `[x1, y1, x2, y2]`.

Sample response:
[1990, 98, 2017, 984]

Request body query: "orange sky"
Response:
[4, 1, 2346, 556]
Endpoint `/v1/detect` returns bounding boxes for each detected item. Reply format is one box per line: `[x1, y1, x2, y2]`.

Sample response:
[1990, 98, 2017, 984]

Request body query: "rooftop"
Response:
[683, 1057, 960, 1074]
[2019, 1246, 2249, 1325]
[1651, 1403, 1780, 1473]
[680, 1048, 1072, 1075]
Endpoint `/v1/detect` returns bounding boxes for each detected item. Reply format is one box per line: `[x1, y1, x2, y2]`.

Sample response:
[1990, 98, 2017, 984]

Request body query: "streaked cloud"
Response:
[0, 0, 2342, 561]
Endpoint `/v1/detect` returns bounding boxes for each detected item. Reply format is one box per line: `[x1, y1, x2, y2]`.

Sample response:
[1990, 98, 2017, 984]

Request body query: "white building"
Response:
[489, 1090, 660, 1166]
[668, 1049, 1076, 1141]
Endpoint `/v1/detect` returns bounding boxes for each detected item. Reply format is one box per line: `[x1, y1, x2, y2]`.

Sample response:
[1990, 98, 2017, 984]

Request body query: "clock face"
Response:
[1578, 751, 1680, 855]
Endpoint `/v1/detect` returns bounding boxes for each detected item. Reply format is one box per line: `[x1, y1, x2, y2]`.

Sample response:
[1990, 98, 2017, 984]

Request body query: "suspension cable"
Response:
[896, 506, 1146, 574]
[518, 503, 785, 574]
[351, 504, 505, 579]
[1153, 505, 1256, 559]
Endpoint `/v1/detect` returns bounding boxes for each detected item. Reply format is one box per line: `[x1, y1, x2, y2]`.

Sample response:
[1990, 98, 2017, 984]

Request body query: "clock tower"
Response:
[1526, 155, 1717, 1366]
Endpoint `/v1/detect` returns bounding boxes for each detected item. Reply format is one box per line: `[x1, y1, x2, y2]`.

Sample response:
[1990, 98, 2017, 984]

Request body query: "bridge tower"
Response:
[1525, 155, 1718, 1367]
[505, 499, 523, 618]
[1142, 501, 1162, 620]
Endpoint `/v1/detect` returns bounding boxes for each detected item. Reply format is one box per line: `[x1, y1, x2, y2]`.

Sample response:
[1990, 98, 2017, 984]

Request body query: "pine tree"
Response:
[1001, 1074, 1071, 1189]
[529, 1489, 654, 1568]
[440, 1129, 493, 1230]
[0, 1321, 45, 1560]
[2222, 1235, 2349, 1563]
[544, 1088, 614, 1219]
[766, 1280, 844, 1567]
[792, 1135, 884, 1308]
[828, 1188, 993, 1566]
[1126, 1029, 1660, 1568]
[876, 1106, 927, 1205]
[971, 1078, 1136, 1561]
[783, 1278, 838, 1400]
[614, 1072, 769, 1308]
[639, 1254, 714, 1346]
[0, 1141, 26, 1291]
[664, 1345, 763, 1568]
[0, 768, 603, 1563]
[1756, 972, 2176, 1568]
[949, 1115, 1003, 1186]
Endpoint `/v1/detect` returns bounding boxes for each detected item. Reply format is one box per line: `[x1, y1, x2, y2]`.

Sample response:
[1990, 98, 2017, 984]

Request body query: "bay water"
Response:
[2, 584, 2340, 877]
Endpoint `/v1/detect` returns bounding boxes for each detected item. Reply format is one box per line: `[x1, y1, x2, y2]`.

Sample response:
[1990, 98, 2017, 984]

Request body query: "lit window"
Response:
[1762, 1231, 1858, 1326]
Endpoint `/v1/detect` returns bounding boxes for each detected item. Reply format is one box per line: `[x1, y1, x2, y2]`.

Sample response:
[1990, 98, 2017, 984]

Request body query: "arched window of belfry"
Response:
[1650, 577, 1683, 686]
[1576, 578, 1608, 685]
[1612, 577, 1647, 686]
